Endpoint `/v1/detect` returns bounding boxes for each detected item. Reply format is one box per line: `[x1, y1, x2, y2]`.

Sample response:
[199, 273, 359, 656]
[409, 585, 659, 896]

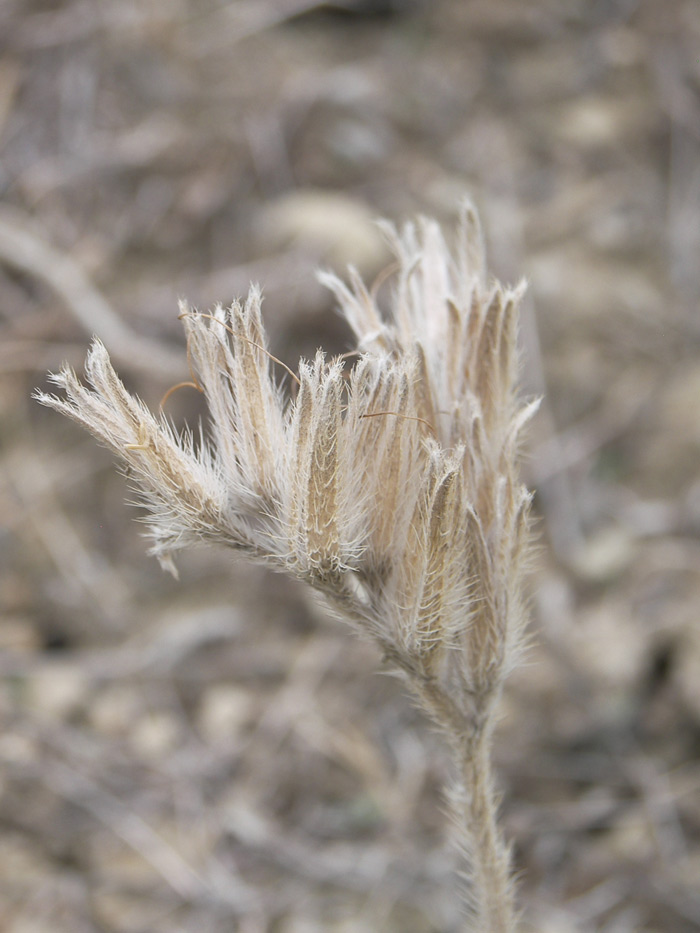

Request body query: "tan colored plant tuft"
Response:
[37, 204, 538, 932]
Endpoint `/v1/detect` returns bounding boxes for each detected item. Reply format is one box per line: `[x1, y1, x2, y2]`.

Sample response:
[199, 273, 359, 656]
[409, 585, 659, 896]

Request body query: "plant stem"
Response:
[457, 728, 516, 933]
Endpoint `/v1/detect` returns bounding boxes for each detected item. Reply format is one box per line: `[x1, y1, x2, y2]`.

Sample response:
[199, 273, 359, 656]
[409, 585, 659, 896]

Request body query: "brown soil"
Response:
[1, 1, 699, 930]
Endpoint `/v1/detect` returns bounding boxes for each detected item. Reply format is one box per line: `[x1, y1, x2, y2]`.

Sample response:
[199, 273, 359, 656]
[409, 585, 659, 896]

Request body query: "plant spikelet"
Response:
[36, 203, 538, 933]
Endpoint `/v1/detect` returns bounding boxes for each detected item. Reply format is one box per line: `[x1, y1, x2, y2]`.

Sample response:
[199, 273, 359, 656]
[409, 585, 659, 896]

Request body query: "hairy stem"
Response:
[456, 728, 516, 933]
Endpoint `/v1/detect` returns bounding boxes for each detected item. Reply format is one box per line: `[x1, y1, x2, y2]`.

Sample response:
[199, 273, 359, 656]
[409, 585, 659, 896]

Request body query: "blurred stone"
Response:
[556, 97, 629, 148]
[571, 526, 637, 584]
[323, 112, 392, 171]
[88, 685, 142, 737]
[526, 247, 661, 326]
[25, 664, 88, 721]
[256, 190, 391, 277]
[606, 808, 654, 863]
[572, 599, 649, 699]
[130, 712, 180, 758]
[198, 684, 252, 744]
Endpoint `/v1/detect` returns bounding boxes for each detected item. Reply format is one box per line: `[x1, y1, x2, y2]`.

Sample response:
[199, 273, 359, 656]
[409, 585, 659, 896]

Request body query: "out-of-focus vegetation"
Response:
[2, 2, 700, 930]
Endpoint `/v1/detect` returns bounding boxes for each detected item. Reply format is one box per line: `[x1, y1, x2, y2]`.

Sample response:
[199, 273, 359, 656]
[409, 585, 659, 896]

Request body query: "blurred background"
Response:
[2, 1, 700, 930]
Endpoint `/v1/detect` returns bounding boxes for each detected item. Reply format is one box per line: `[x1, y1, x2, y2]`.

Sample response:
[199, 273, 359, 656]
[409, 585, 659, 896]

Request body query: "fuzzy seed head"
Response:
[36, 203, 538, 727]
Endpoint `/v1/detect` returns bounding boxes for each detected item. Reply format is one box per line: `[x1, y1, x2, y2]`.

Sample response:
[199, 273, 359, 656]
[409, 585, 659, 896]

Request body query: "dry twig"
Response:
[0, 206, 182, 376]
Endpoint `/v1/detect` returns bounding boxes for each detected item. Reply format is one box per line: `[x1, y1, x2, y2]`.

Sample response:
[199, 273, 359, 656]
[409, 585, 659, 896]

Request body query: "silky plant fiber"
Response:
[37, 204, 538, 932]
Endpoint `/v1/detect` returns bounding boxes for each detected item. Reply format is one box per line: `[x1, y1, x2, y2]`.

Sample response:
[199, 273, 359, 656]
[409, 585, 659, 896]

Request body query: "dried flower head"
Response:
[36, 204, 537, 931]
